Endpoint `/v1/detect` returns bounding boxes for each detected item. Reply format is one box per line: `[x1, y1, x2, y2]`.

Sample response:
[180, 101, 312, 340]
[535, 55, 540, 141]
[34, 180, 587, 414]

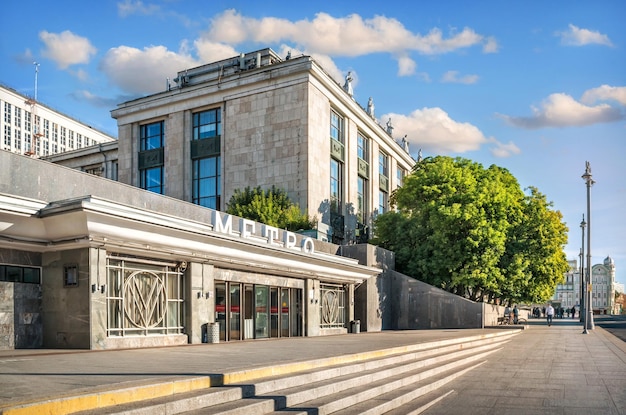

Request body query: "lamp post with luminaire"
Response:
[582, 162, 595, 333]
[579, 216, 585, 323]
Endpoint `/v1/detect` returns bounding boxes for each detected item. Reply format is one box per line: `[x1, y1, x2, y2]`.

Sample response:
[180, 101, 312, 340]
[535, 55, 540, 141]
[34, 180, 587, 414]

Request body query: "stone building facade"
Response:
[0, 151, 380, 350]
[110, 48, 415, 244]
[1, 84, 116, 157]
[553, 256, 617, 315]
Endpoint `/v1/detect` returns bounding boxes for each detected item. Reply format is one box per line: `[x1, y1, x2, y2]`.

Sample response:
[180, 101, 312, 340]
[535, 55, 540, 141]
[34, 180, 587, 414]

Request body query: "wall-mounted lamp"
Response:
[64, 265, 78, 287]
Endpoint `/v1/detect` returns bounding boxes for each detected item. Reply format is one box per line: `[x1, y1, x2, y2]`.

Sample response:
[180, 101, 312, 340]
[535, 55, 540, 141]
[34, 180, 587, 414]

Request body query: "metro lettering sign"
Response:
[212, 211, 315, 255]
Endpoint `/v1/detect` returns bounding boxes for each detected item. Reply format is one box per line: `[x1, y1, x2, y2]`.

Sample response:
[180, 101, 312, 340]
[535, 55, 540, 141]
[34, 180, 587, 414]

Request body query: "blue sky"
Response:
[2, 1, 625, 289]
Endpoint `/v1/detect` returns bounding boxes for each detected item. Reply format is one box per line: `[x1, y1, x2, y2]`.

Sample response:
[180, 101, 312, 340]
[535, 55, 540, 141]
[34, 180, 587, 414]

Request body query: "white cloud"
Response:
[274, 45, 346, 86]
[382, 108, 490, 154]
[581, 85, 626, 106]
[200, 10, 496, 75]
[100, 45, 199, 94]
[441, 70, 479, 84]
[71, 90, 120, 108]
[500, 92, 624, 129]
[489, 140, 521, 158]
[39, 30, 97, 69]
[117, 0, 160, 18]
[203, 10, 495, 56]
[482, 36, 499, 53]
[70, 68, 89, 81]
[397, 54, 417, 76]
[193, 40, 239, 64]
[557, 24, 613, 47]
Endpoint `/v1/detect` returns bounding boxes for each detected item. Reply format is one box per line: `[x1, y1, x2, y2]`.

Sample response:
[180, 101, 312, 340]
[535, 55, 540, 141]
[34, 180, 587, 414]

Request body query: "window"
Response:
[0, 264, 41, 284]
[356, 132, 369, 224]
[43, 119, 49, 139]
[397, 167, 406, 187]
[193, 156, 221, 209]
[357, 176, 367, 224]
[330, 158, 342, 214]
[330, 111, 344, 143]
[379, 190, 388, 214]
[140, 167, 164, 194]
[3, 102, 10, 124]
[140, 121, 164, 150]
[357, 133, 368, 160]
[379, 152, 389, 178]
[192, 109, 222, 209]
[139, 121, 165, 194]
[3, 125, 10, 147]
[193, 108, 221, 139]
[14, 107, 21, 128]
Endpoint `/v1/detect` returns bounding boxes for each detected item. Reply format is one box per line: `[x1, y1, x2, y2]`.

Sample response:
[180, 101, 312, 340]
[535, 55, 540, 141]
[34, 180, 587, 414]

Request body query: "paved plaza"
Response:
[0, 319, 624, 414]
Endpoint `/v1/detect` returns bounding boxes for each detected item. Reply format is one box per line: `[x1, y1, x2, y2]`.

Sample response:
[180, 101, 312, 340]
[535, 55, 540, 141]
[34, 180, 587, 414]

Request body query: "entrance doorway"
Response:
[215, 281, 302, 342]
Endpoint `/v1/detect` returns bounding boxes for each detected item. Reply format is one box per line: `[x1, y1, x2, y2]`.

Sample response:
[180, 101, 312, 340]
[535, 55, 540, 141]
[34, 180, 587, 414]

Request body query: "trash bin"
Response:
[208, 322, 220, 343]
[350, 320, 360, 334]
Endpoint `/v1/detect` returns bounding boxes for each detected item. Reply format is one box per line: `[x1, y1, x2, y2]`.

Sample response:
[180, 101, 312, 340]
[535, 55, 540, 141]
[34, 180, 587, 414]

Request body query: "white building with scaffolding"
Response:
[1, 84, 116, 157]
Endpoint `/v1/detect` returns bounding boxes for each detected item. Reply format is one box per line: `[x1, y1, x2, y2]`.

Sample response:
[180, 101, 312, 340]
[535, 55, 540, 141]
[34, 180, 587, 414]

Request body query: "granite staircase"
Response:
[71, 330, 518, 415]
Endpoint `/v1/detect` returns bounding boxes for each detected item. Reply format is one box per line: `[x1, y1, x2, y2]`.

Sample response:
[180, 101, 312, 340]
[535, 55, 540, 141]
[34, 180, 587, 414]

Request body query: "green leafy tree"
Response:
[226, 186, 315, 232]
[371, 156, 569, 304]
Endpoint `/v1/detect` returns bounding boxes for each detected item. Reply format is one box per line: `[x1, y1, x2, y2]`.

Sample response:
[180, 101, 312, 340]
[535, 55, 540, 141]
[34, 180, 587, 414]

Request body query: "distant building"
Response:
[41, 141, 119, 181]
[592, 256, 617, 314]
[1, 84, 115, 157]
[110, 48, 415, 244]
[553, 255, 617, 314]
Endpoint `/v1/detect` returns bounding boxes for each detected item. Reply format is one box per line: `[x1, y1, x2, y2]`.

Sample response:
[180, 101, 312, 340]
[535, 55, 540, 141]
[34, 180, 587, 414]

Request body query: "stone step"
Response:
[72, 386, 244, 415]
[244, 333, 510, 398]
[261, 348, 497, 415]
[323, 363, 481, 415]
[71, 331, 516, 415]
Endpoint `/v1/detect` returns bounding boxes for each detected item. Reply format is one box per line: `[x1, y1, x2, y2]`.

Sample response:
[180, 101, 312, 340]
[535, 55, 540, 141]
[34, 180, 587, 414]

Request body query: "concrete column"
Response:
[90, 247, 108, 349]
[305, 279, 320, 337]
[186, 262, 214, 344]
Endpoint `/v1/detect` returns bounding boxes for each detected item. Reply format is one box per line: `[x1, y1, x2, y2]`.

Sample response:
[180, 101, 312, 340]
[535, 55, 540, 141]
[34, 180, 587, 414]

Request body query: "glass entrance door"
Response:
[215, 282, 301, 341]
[281, 288, 290, 338]
[229, 283, 241, 340]
[215, 282, 226, 341]
[255, 285, 269, 338]
[270, 287, 279, 338]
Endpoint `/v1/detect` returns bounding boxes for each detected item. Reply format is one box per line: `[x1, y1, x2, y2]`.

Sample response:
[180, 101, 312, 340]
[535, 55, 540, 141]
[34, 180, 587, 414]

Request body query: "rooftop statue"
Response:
[343, 72, 354, 97]
[367, 97, 375, 118]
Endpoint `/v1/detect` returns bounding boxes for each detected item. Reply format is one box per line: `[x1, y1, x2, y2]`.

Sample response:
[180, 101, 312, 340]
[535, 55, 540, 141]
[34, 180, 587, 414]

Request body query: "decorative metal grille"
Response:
[320, 284, 345, 329]
[107, 257, 184, 337]
[123, 271, 166, 328]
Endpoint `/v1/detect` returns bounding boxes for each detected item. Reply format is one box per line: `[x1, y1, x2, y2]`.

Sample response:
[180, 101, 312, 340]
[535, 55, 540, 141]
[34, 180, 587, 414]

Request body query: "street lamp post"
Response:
[582, 161, 595, 333]
[579, 216, 586, 323]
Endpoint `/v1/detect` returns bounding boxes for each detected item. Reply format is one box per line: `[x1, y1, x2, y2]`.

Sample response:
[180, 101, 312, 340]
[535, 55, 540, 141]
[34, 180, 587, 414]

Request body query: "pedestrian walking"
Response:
[571, 306, 576, 319]
[546, 303, 555, 326]
[513, 305, 519, 324]
[504, 305, 511, 324]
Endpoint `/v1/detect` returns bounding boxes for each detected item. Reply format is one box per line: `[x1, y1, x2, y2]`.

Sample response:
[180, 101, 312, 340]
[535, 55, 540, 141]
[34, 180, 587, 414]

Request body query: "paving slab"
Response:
[421, 319, 626, 415]
[1, 319, 624, 415]
[0, 328, 509, 412]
